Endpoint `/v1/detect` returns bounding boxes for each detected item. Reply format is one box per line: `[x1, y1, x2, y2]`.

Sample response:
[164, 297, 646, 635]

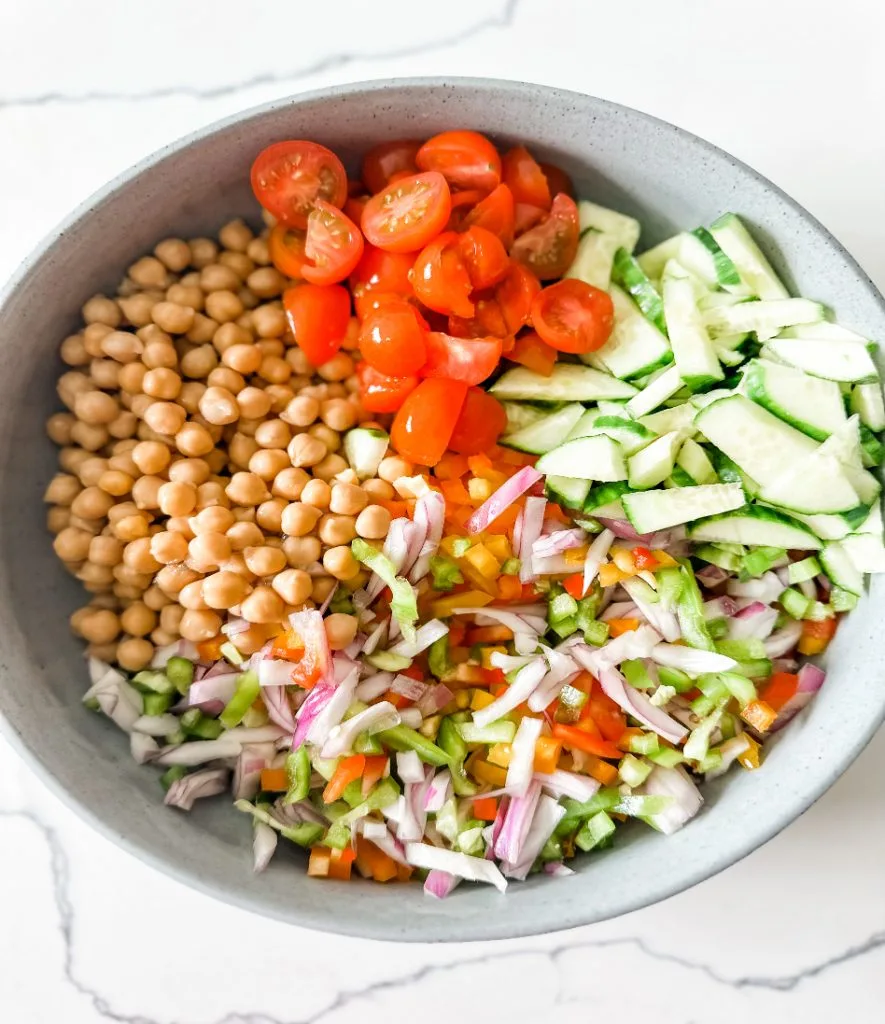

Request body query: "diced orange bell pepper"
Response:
[617, 727, 645, 752]
[361, 755, 389, 796]
[552, 723, 623, 760]
[434, 452, 470, 480]
[259, 768, 288, 792]
[480, 646, 508, 669]
[487, 742, 512, 768]
[472, 796, 499, 821]
[651, 549, 678, 568]
[308, 847, 331, 878]
[355, 839, 398, 882]
[564, 545, 589, 564]
[196, 636, 224, 662]
[483, 504, 520, 536]
[545, 502, 570, 523]
[533, 735, 562, 774]
[598, 562, 628, 587]
[327, 846, 356, 881]
[270, 628, 305, 663]
[583, 755, 621, 787]
[383, 691, 414, 710]
[759, 672, 800, 712]
[798, 617, 837, 656]
[483, 535, 512, 562]
[430, 590, 494, 618]
[323, 754, 366, 804]
[467, 478, 493, 503]
[466, 625, 514, 644]
[464, 542, 501, 578]
[585, 691, 627, 743]
[741, 700, 777, 733]
[441, 478, 472, 505]
[607, 618, 641, 637]
[454, 663, 488, 685]
[467, 453, 494, 477]
[563, 573, 586, 600]
[467, 754, 507, 787]
[470, 689, 496, 711]
[631, 546, 658, 570]
[738, 733, 762, 770]
[497, 575, 523, 601]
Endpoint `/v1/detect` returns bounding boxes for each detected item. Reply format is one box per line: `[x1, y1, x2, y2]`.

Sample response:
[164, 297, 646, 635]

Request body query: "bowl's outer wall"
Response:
[1, 79, 884, 941]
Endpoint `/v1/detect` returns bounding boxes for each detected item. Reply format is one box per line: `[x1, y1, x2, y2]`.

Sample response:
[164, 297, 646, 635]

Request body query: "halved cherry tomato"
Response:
[495, 261, 541, 334]
[448, 387, 507, 455]
[448, 293, 509, 340]
[362, 171, 452, 253]
[502, 146, 551, 208]
[391, 377, 469, 466]
[411, 232, 474, 318]
[350, 244, 414, 295]
[283, 283, 351, 366]
[268, 224, 308, 279]
[508, 331, 557, 376]
[462, 184, 515, 248]
[251, 140, 348, 229]
[446, 189, 486, 230]
[458, 226, 510, 290]
[514, 203, 547, 236]
[362, 139, 422, 194]
[358, 301, 427, 376]
[357, 363, 419, 413]
[540, 161, 575, 199]
[301, 200, 364, 286]
[416, 131, 502, 192]
[343, 194, 369, 224]
[421, 332, 502, 386]
[531, 278, 614, 354]
[511, 193, 580, 279]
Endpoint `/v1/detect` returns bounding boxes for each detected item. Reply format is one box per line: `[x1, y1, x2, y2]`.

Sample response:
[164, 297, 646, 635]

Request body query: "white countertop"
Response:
[2, 1, 885, 1019]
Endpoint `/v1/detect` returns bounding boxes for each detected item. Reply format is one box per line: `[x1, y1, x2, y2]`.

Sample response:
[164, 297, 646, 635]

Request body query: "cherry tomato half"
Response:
[508, 330, 557, 376]
[421, 332, 502, 386]
[416, 131, 502, 192]
[391, 377, 469, 466]
[530, 278, 614, 354]
[283, 283, 351, 366]
[513, 203, 547, 236]
[411, 232, 474, 318]
[495, 261, 541, 334]
[362, 171, 452, 253]
[358, 301, 428, 377]
[458, 226, 510, 290]
[448, 387, 507, 455]
[361, 139, 422, 195]
[462, 183, 515, 248]
[302, 200, 364, 285]
[502, 146, 551, 209]
[511, 194, 579, 279]
[350, 245, 414, 295]
[268, 224, 309, 279]
[540, 161, 575, 199]
[251, 140, 348, 230]
[358, 363, 419, 413]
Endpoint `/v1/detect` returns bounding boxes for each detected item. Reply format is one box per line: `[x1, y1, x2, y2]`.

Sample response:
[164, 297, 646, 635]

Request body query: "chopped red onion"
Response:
[332, 654, 360, 683]
[505, 716, 543, 796]
[87, 672, 142, 733]
[151, 639, 200, 668]
[409, 490, 446, 581]
[424, 869, 461, 899]
[494, 779, 542, 864]
[533, 528, 586, 559]
[396, 750, 425, 783]
[130, 732, 158, 764]
[727, 571, 785, 603]
[704, 734, 751, 779]
[638, 765, 703, 833]
[572, 626, 663, 675]
[164, 767, 229, 811]
[727, 603, 779, 641]
[697, 564, 731, 587]
[406, 843, 507, 893]
[466, 466, 543, 536]
[87, 656, 115, 685]
[649, 643, 737, 676]
[390, 674, 428, 701]
[534, 769, 600, 802]
[424, 770, 452, 812]
[155, 734, 242, 766]
[321, 700, 401, 758]
[131, 713, 179, 737]
[257, 659, 295, 688]
[399, 707, 423, 729]
[526, 648, 579, 713]
[514, 632, 541, 656]
[252, 821, 278, 873]
[187, 671, 240, 711]
[543, 861, 575, 878]
[489, 652, 536, 674]
[596, 517, 643, 541]
[301, 666, 359, 747]
[502, 794, 566, 880]
[518, 495, 547, 582]
[582, 528, 615, 596]
[416, 682, 454, 716]
[390, 618, 449, 659]
[362, 619, 389, 656]
[703, 596, 739, 620]
[355, 671, 394, 703]
[459, 605, 545, 636]
[598, 666, 688, 743]
[220, 618, 250, 638]
[398, 772, 432, 842]
[288, 609, 332, 684]
[232, 742, 276, 800]
[771, 663, 826, 731]
[622, 578, 681, 641]
[798, 578, 818, 600]
[763, 619, 803, 658]
[224, 725, 287, 744]
[600, 600, 640, 621]
[771, 657, 799, 674]
[472, 658, 547, 729]
[261, 686, 298, 733]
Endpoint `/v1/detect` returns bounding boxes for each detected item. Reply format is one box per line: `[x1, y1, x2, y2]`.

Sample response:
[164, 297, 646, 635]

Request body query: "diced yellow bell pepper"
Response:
[467, 477, 494, 502]
[430, 590, 493, 617]
[598, 562, 628, 587]
[651, 549, 678, 568]
[469, 757, 508, 788]
[455, 663, 487, 684]
[470, 689, 497, 711]
[483, 535, 512, 562]
[564, 545, 589, 565]
[533, 735, 562, 774]
[741, 700, 776, 733]
[611, 547, 636, 573]
[457, 561, 499, 596]
[464, 542, 501, 578]
[481, 646, 507, 669]
[487, 742, 512, 768]
[440, 534, 468, 558]
[737, 733, 762, 770]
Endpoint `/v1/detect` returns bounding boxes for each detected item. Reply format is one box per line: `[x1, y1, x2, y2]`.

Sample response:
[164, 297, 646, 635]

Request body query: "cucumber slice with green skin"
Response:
[758, 452, 861, 515]
[621, 483, 745, 534]
[490, 364, 637, 402]
[593, 283, 672, 379]
[627, 431, 682, 489]
[639, 401, 699, 438]
[676, 438, 717, 484]
[851, 384, 885, 431]
[763, 337, 879, 384]
[742, 358, 847, 440]
[687, 505, 822, 550]
[637, 235, 682, 282]
[500, 403, 585, 454]
[502, 402, 549, 434]
[611, 250, 668, 334]
[625, 365, 684, 419]
[546, 475, 592, 510]
[842, 531, 885, 573]
[703, 298, 825, 342]
[778, 322, 869, 343]
[662, 266, 724, 390]
[584, 480, 632, 513]
[817, 417, 882, 504]
[709, 213, 789, 300]
[577, 201, 641, 251]
[694, 394, 818, 488]
[536, 435, 627, 481]
[855, 503, 883, 535]
[570, 414, 656, 456]
[596, 400, 629, 417]
[689, 227, 743, 289]
[566, 230, 620, 290]
[592, 499, 627, 518]
[794, 507, 872, 540]
[819, 541, 865, 595]
[343, 428, 389, 479]
[715, 334, 753, 367]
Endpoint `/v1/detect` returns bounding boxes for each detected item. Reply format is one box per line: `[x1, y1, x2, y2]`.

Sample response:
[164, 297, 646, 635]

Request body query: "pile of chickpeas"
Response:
[45, 217, 416, 672]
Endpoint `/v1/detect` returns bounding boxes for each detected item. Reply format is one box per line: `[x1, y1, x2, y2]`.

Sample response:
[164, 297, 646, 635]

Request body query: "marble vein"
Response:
[0, 0, 521, 109]
[3, 803, 885, 1024]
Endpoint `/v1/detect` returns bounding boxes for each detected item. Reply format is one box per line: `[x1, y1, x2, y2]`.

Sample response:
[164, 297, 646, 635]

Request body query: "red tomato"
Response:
[391, 378, 469, 466]
[361, 139, 422, 195]
[411, 232, 474, 318]
[513, 203, 547, 236]
[508, 331, 557, 376]
[448, 387, 507, 454]
[531, 279, 614, 354]
[462, 184, 515, 248]
[496, 261, 541, 334]
[350, 245, 414, 295]
[539, 161, 575, 199]
[283, 283, 351, 366]
[301, 200, 364, 285]
[268, 224, 308, 279]
[511, 194, 580, 280]
[448, 295, 509, 341]
[343, 194, 369, 223]
[251, 140, 348, 229]
[458, 226, 510, 290]
[416, 131, 502, 192]
[502, 146, 551, 208]
[362, 172, 452, 253]
[358, 301, 428, 377]
[357, 363, 419, 413]
[421, 332, 502, 386]
[446, 189, 486, 230]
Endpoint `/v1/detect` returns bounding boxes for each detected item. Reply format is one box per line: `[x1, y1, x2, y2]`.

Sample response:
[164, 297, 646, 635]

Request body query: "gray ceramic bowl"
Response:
[1, 78, 883, 941]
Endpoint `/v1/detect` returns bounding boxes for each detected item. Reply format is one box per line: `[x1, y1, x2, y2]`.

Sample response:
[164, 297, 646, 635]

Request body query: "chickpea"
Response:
[245, 448, 285, 482]
[74, 458, 106, 487]
[129, 255, 168, 289]
[317, 352, 354, 382]
[221, 551, 252, 578]
[69, 421, 109, 452]
[73, 390, 118, 426]
[196, 481, 229, 509]
[168, 457, 210, 486]
[70, 486, 115, 521]
[300, 478, 332, 509]
[189, 238, 218, 269]
[143, 584, 171, 611]
[281, 502, 322, 537]
[155, 563, 202, 596]
[285, 349, 313, 378]
[159, 603, 185, 633]
[116, 637, 154, 671]
[78, 608, 121, 644]
[205, 367, 245, 395]
[131, 475, 163, 511]
[44, 474, 81, 506]
[378, 456, 414, 483]
[47, 506, 71, 533]
[205, 289, 244, 324]
[219, 218, 253, 252]
[333, 468, 359, 487]
[180, 344, 218, 379]
[190, 505, 236, 535]
[311, 576, 337, 604]
[268, 568, 310, 607]
[46, 412, 76, 446]
[232, 388, 269, 422]
[247, 267, 285, 298]
[319, 514, 357, 547]
[280, 395, 319, 429]
[175, 421, 215, 457]
[246, 237, 271, 266]
[88, 535, 124, 567]
[179, 579, 208, 610]
[355, 504, 392, 540]
[226, 521, 264, 552]
[120, 602, 157, 638]
[68, 515, 104, 536]
[240, 585, 285, 624]
[264, 384, 295, 413]
[140, 367, 181, 401]
[53, 527, 92, 562]
[90, 359, 121, 390]
[202, 570, 250, 610]
[269, 466, 307, 501]
[212, 322, 252, 355]
[251, 301, 288, 338]
[99, 330, 143, 364]
[131, 440, 171, 475]
[118, 362, 147, 393]
[59, 334, 90, 367]
[150, 530, 189, 564]
[108, 410, 138, 439]
[186, 313, 217, 343]
[118, 293, 157, 328]
[307, 422, 341, 453]
[165, 516, 195, 539]
[287, 433, 327, 468]
[178, 382, 207, 415]
[344, 374, 362, 394]
[123, 537, 162, 574]
[57, 448, 90, 475]
[323, 545, 360, 581]
[155, 238, 191, 273]
[256, 498, 286, 534]
[151, 301, 195, 335]
[221, 342, 262, 374]
[312, 453, 348, 481]
[221, 471, 266, 507]
[114, 514, 150, 542]
[243, 545, 287, 577]
[204, 448, 227, 474]
[139, 323, 174, 347]
[195, 385, 237, 426]
[187, 531, 231, 571]
[253, 419, 290, 451]
[157, 480, 197, 517]
[324, 612, 359, 651]
[283, 535, 322, 567]
[143, 401, 187, 436]
[330, 482, 368, 516]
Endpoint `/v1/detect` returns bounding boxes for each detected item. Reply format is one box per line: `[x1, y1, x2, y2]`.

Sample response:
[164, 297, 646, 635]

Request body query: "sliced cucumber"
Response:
[584, 481, 632, 513]
[597, 400, 630, 418]
[501, 403, 585, 454]
[637, 235, 682, 282]
[625, 366, 684, 420]
[344, 428, 389, 479]
[577, 201, 641, 252]
[689, 227, 743, 289]
[709, 213, 789, 300]
[842, 531, 885, 574]
[687, 505, 822, 550]
[622, 483, 745, 534]
[545, 475, 591, 510]
[820, 541, 865, 596]
[742, 358, 846, 440]
[566, 230, 620, 290]
[703, 298, 825, 342]
[763, 337, 878, 383]
[594, 283, 672, 379]
[714, 333, 753, 367]
[536, 434, 627, 482]
[759, 452, 861, 515]
[794, 507, 872, 541]
[662, 265, 723, 389]
[856, 503, 884, 536]
[628, 431, 682, 489]
[778, 322, 869, 343]
[571, 414, 656, 455]
[817, 417, 882, 504]
[491, 364, 637, 402]
[592, 499, 627, 519]
[611, 250, 668, 334]
[851, 383, 885, 431]
[676, 438, 717, 484]
[502, 402, 549, 434]
[639, 401, 699, 438]
[694, 394, 818, 488]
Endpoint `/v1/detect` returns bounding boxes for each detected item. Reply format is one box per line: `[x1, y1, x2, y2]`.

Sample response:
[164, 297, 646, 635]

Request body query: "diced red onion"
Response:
[406, 843, 507, 893]
[130, 732, 158, 764]
[638, 765, 703, 834]
[399, 708, 423, 729]
[582, 528, 615, 596]
[502, 794, 566, 880]
[416, 682, 454, 716]
[220, 618, 250, 638]
[288, 609, 332, 685]
[151, 639, 200, 668]
[224, 725, 287, 744]
[543, 861, 575, 878]
[232, 742, 276, 800]
[703, 596, 739, 620]
[771, 657, 799, 674]
[409, 490, 446, 581]
[771, 663, 826, 731]
[355, 672, 394, 703]
[514, 632, 541, 656]
[649, 643, 737, 676]
[459, 605, 545, 637]
[486, 797, 509, 860]
[398, 772, 432, 842]
[261, 685, 298, 733]
[494, 779, 542, 864]
[424, 869, 461, 899]
[727, 571, 785, 603]
[798, 578, 818, 600]
[533, 528, 586, 559]
[727, 603, 779, 641]
[763, 619, 803, 658]
[89, 673, 142, 733]
[472, 657, 547, 729]
[466, 466, 543, 536]
[490, 652, 536, 673]
[532, 553, 579, 575]
[534, 769, 600, 802]
[697, 564, 731, 587]
[362, 619, 388, 656]
[527, 647, 579, 712]
[601, 600, 640, 621]
[321, 700, 401, 758]
[596, 517, 643, 541]
[390, 618, 449, 659]
[518, 495, 547, 582]
[252, 821, 278, 873]
[256, 659, 294, 688]
[164, 767, 229, 811]
[332, 654, 360, 683]
[365, 518, 414, 600]
[390, 674, 428, 701]
[301, 666, 359, 746]
[155, 734, 242, 766]
[506, 716, 543, 796]
[704, 734, 751, 779]
[187, 671, 240, 712]
[424, 770, 452, 812]
[396, 750, 425, 783]
[599, 666, 688, 743]
[572, 625, 662, 675]
[131, 713, 180, 737]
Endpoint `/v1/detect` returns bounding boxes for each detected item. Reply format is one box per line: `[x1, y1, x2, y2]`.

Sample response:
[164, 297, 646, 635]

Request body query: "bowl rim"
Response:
[2, 74, 884, 941]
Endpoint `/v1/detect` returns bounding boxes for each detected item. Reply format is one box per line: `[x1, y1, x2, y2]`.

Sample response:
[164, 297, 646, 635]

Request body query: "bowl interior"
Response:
[1, 78, 883, 941]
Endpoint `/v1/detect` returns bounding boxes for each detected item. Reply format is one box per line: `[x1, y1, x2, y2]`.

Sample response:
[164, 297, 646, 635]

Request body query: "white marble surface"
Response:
[2, 0, 885, 1018]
